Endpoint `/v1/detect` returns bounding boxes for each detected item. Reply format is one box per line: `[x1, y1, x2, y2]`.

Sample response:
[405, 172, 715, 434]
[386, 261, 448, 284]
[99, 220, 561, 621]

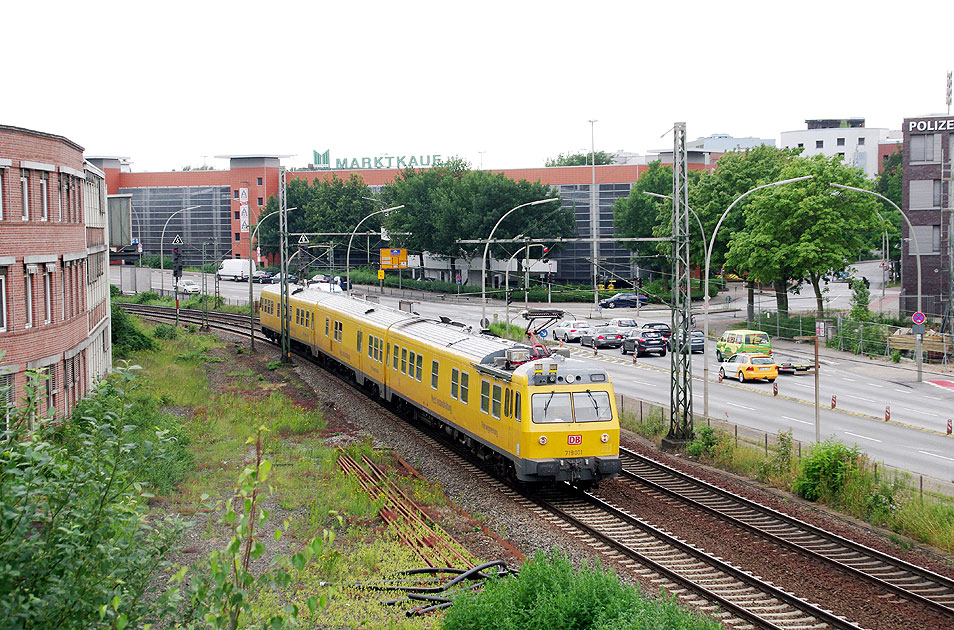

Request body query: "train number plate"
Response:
[567, 435, 582, 445]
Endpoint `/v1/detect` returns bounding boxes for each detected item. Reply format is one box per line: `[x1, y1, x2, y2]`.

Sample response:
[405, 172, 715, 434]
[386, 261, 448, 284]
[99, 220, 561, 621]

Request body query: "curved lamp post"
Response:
[702, 176, 813, 419]
[505, 242, 545, 329]
[160, 205, 200, 294]
[248, 207, 296, 350]
[347, 205, 404, 296]
[644, 192, 707, 246]
[481, 198, 560, 328]
[831, 183, 922, 382]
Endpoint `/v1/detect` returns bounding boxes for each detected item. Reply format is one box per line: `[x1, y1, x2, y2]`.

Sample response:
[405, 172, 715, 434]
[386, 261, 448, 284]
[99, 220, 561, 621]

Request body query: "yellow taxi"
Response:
[718, 353, 778, 383]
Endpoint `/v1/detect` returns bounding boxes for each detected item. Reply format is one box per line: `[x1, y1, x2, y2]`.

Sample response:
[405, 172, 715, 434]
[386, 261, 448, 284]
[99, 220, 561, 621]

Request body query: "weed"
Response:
[687, 425, 721, 458]
[793, 441, 860, 501]
[267, 360, 283, 371]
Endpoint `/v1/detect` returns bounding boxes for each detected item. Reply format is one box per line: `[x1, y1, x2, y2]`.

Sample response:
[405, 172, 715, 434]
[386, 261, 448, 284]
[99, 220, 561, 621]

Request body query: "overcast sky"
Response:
[6, 1, 952, 173]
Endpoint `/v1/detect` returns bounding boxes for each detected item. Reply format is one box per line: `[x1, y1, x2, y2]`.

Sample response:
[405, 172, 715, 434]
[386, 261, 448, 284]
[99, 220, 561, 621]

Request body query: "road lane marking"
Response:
[841, 377, 857, 382]
[918, 451, 954, 462]
[789, 382, 813, 388]
[726, 402, 755, 411]
[782, 415, 812, 425]
[631, 380, 653, 386]
[922, 395, 942, 401]
[844, 431, 882, 443]
[866, 383, 883, 388]
[902, 407, 938, 417]
[893, 389, 911, 394]
[843, 394, 876, 403]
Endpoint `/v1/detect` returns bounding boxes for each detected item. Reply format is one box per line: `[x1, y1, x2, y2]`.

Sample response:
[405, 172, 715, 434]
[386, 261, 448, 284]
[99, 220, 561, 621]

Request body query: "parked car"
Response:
[641, 322, 672, 340]
[621, 330, 667, 356]
[670, 329, 705, 354]
[580, 326, 624, 349]
[719, 353, 778, 383]
[269, 273, 299, 285]
[599, 292, 648, 309]
[253, 270, 274, 283]
[607, 318, 637, 329]
[552, 320, 591, 343]
[179, 279, 200, 294]
[715, 329, 772, 362]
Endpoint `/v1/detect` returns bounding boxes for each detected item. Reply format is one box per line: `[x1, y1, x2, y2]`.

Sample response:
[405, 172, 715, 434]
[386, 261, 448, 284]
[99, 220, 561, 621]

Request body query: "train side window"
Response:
[401, 348, 408, 374]
[393, 345, 399, 370]
[415, 354, 422, 381]
[480, 380, 490, 414]
[461, 372, 469, 403]
[515, 392, 522, 421]
[450, 368, 459, 399]
[491, 384, 502, 419]
[356, 331, 362, 353]
[431, 360, 439, 389]
[376, 338, 382, 362]
[504, 389, 512, 417]
[368, 334, 373, 358]
[325, 317, 329, 337]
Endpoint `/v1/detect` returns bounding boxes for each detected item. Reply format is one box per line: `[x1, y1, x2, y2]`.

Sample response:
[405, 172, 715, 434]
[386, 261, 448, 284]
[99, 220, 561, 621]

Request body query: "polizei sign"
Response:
[313, 149, 442, 170]
[907, 118, 954, 132]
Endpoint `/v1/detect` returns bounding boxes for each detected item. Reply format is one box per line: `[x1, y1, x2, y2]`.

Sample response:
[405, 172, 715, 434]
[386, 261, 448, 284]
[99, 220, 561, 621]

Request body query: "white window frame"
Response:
[480, 379, 490, 414]
[0, 168, 4, 220]
[20, 170, 29, 221]
[460, 372, 469, 403]
[0, 271, 7, 332]
[1, 373, 12, 430]
[431, 360, 439, 390]
[40, 174, 47, 221]
[450, 368, 459, 400]
[24, 272, 33, 329]
[43, 271, 51, 324]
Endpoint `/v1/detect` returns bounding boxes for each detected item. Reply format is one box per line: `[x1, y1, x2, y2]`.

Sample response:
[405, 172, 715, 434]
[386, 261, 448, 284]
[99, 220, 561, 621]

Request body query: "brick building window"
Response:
[233, 189, 239, 199]
[234, 232, 240, 242]
[234, 211, 240, 220]
[1, 373, 12, 430]
[40, 174, 48, 221]
[257, 197, 263, 206]
[0, 168, 5, 220]
[24, 270, 33, 328]
[257, 177, 263, 186]
[0, 270, 7, 332]
[43, 270, 51, 324]
[910, 134, 937, 162]
[20, 170, 29, 220]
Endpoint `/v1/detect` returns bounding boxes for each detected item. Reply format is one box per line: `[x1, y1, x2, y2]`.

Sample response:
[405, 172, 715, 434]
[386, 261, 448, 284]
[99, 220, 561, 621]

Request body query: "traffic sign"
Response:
[912, 311, 926, 325]
[377, 269, 385, 280]
[298, 234, 309, 244]
[172, 234, 183, 245]
[538, 330, 548, 338]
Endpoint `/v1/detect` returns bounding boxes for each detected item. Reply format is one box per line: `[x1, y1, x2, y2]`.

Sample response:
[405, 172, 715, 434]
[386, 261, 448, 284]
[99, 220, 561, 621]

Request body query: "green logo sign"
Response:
[312, 149, 442, 170]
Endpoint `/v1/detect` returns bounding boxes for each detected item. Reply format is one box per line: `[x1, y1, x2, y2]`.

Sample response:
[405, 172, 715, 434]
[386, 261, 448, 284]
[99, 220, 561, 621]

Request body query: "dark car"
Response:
[641, 322, 672, 340]
[599, 292, 648, 309]
[580, 326, 624, 349]
[670, 329, 705, 353]
[621, 330, 667, 356]
[253, 270, 274, 283]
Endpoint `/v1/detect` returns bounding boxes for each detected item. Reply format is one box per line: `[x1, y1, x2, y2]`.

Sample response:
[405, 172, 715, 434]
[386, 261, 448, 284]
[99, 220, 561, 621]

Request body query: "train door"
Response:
[501, 385, 518, 456]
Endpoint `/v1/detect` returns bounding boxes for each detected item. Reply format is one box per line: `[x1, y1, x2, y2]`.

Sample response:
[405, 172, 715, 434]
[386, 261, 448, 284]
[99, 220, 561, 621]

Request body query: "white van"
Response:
[216, 259, 255, 281]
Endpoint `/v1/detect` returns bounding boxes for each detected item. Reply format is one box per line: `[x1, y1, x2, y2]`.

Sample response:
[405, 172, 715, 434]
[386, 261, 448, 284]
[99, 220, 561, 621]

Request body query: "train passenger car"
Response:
[257, 285, 621, 484]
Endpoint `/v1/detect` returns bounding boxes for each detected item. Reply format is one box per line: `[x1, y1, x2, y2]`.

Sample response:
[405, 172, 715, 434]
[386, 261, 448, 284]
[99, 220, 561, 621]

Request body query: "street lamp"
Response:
[347, 205, 405, 296]
[831, 183, 923, 382]
[481, 198, 560, 328]
[702, 176, 813, 421]
[504, 242, 545, 330]
[248, 207, 296, 350]
[644, 192, 707, 245]
[160, 205, 200, 294]
[589, 119, 599, 307]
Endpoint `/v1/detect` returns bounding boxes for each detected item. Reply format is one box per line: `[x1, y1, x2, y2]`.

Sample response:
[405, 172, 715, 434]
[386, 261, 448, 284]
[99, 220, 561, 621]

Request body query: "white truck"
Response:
[216, 259, 255, 281]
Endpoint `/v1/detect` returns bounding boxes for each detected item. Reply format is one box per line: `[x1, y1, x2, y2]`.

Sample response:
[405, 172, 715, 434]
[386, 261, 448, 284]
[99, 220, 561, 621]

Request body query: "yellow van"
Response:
[716, 329, 772, 362]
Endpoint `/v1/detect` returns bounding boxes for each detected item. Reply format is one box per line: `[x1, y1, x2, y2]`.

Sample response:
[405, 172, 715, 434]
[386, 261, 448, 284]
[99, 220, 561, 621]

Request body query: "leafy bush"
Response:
[444, 550, 719, 630]
[110, 284, 121, 298]
[757, 431, 797, 485]
[891, 349, 902, 363]
[111, 302, 157, 358]
[793, 440, 860, 501]
[134, 290, 161, 304]
[687, 425, 721, 458]
[153, 323, 179, 339]
[0, 368, 186, 629]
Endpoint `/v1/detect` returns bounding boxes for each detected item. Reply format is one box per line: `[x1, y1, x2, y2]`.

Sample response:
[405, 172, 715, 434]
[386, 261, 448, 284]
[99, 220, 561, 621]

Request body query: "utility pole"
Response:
[589, 120, 599, 307]
[664, 122, 694, 448]
[279, 167, 291, 364]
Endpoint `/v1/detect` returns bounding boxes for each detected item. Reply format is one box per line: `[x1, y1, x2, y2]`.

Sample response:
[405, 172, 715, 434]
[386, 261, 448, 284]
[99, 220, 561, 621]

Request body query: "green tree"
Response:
[382, 158, 574, 277]
[729, 154, 880, 316]
[545, 151, 615, 167]
[872, 149, 903, 260]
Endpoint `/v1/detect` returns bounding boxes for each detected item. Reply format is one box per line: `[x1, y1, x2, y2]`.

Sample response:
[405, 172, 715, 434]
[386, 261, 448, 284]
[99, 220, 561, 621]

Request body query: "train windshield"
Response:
[531, 391, 612, 424]
[572, 391, 612, 422]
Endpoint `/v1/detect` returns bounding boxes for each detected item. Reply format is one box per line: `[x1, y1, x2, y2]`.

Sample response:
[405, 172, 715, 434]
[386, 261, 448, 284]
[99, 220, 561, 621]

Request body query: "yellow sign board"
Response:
[380, 248, 408, 269]
[377, 269, 385, 280]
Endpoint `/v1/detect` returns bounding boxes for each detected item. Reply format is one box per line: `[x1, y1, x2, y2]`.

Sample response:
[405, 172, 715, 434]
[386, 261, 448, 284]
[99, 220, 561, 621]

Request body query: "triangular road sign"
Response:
[172, 234, 183, 244]
[298, 234, 309, 244]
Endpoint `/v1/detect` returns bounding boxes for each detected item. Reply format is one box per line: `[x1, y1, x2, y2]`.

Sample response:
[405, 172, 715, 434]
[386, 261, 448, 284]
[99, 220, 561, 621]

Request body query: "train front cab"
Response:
[514, 360, 621, 484]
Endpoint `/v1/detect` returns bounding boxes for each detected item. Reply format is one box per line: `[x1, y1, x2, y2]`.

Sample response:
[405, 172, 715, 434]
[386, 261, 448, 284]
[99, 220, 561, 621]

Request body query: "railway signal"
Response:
[173, 246, 183, 279]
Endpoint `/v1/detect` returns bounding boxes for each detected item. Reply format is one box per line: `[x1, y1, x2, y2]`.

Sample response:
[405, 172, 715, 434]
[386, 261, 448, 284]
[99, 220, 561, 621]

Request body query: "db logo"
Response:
[567, 435, 583, 445]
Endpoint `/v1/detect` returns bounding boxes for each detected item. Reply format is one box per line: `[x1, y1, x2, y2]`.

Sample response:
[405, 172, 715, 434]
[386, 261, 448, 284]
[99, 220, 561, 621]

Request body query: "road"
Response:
[111, 264, 954, 482]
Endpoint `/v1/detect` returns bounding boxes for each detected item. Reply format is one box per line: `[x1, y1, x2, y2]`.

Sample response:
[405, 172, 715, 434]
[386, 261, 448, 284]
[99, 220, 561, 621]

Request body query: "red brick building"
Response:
[0, 124, 111, 424]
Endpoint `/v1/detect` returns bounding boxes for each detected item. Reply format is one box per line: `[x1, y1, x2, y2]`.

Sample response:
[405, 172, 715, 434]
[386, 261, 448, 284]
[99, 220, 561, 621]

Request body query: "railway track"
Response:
[616, 446, 954, 619]
[118, 303, 266, 341]
[121, 302, 951, 628]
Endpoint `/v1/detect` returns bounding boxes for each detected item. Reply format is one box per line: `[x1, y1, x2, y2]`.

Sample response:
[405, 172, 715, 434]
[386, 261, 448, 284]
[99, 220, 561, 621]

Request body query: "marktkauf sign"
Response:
[313, 149, 442, 170]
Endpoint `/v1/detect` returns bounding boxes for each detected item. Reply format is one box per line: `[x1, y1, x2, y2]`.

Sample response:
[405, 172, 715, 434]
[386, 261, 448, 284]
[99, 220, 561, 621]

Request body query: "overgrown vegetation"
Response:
[443, 551, 720, 630]
[111, 300, 157, 358]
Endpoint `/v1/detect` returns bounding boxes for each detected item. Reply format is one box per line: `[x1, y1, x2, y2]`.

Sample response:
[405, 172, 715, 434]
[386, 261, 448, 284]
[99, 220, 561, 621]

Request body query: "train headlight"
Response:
[600, 433, 610, 443]
[538, 435, 548, 445]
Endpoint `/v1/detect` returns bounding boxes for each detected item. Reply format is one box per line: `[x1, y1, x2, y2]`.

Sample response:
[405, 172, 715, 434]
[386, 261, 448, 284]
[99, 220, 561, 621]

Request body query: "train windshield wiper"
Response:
[543, 391, 556, 417]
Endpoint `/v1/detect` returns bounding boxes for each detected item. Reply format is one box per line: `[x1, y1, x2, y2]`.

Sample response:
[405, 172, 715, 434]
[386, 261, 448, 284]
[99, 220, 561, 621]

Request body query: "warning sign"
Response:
[379, 248, 408, 269]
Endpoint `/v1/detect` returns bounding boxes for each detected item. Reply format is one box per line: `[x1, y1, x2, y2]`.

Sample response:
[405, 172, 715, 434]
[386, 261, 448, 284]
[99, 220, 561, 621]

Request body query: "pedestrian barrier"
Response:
[632, 353, 638, 365]
[885, 406, 890, 422]
[593, 346, 598, 356]
[773, 382, 778, 397]
[948, 418, 952, 435]
[831, 395, 837, 409]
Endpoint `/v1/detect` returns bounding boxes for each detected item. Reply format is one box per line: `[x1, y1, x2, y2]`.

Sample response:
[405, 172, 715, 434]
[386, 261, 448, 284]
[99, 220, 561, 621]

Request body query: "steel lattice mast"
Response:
[666, 122, 694, 445]
[279, 166, 292, 363]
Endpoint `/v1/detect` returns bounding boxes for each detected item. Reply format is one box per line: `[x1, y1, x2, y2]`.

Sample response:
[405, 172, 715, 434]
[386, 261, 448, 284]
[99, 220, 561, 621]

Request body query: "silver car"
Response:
[551, 320, 591, 343]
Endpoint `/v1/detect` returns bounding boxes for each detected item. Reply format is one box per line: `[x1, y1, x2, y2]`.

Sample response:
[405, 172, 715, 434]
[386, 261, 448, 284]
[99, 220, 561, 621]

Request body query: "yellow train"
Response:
[258, 285, 621, 485]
